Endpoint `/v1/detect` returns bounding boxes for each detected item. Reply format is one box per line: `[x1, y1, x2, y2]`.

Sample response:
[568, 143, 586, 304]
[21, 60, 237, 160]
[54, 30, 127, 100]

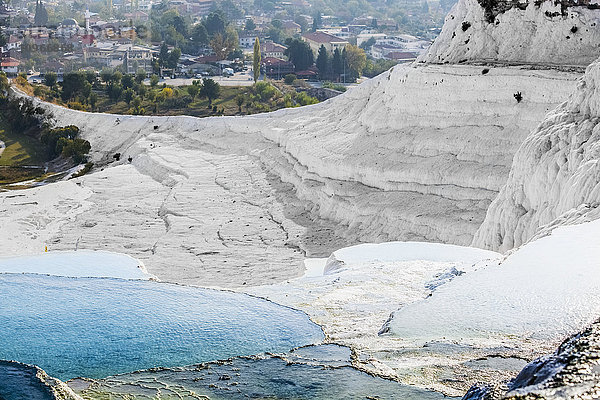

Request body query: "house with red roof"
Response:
[302, 31, 348, 55]
[0, 57, 20, 76]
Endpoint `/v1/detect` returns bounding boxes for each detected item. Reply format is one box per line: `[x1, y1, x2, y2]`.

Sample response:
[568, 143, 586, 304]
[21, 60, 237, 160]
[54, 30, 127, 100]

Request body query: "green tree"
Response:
[253, 37, 261, 83]
[150, 74, 159, 87]
[284, 38, 314, 71]
[204, 12, 225, 36]
[44, 72, 57, 89]
[100, 69, 113, 84]
[88, 92, 98, 110]
[199, 78, 220, 106]
[316, 45, 329, 80]
[111, 71, 123, 85]
[284, 74, 296, 85]
[235, 94, 244, 113]
[61, 71, 90, 101]
[192, 23, 208, 45]
[167, 47, 181, 69]
[135, 69, 147, 84]
[159, 42, 169, 67]
[312, 11, 321, 32]
[123, 88, 135, 104]
[344, 44, 367, 81]
[34, 0, 48, 26]
[244, 18, 256, 31]
[187, 81, 200, 99]
[332, 48, 343, 79]
[121, 74, 135, 89]
[0, 72, 10, 97]
[60, 138, 91, 163]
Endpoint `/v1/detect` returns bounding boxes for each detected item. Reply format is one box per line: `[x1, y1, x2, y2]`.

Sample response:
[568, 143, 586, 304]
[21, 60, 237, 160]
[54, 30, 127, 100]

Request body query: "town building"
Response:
[0, 57, 20, 76]
[261, 41, 287, 59]
[262, 57, 294, 79]
[302, 31, 348, 55]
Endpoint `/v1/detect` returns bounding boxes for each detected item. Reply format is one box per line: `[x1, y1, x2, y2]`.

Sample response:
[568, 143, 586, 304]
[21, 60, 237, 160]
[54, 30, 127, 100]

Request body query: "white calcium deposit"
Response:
[0, 63, 578, 286]
[421, 0, 600, 66]
[475, 57, 600, 251]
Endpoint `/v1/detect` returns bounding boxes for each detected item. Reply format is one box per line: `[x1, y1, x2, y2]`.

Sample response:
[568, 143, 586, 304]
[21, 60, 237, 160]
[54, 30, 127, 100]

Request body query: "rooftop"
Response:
[302, 31, 348, 44]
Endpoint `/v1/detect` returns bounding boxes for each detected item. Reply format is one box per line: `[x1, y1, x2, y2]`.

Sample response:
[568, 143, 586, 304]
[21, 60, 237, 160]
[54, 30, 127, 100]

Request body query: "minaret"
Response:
[84, 8, 90, 33]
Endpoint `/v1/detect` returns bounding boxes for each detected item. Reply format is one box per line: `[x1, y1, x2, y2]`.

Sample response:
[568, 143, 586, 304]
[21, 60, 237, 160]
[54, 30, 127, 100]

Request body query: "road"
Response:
[155, 71, 256, 87]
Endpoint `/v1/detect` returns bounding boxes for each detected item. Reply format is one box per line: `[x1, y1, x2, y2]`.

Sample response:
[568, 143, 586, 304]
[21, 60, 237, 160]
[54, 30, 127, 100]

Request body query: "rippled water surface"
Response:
[0, 274, 323, 380]
[74, 344, 450, 399]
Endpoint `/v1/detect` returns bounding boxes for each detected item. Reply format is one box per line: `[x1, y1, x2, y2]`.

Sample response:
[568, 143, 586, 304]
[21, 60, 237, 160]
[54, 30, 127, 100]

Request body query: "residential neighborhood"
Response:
[0, 0, 440, 84]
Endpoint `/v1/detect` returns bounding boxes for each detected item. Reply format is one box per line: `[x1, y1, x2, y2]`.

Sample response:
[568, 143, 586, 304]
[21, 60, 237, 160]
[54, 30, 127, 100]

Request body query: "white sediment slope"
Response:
[475, 57, 600, 251]
[0, 63, 579, 286]
[247, 242, 501, 394]
[389, 219, 600, 344]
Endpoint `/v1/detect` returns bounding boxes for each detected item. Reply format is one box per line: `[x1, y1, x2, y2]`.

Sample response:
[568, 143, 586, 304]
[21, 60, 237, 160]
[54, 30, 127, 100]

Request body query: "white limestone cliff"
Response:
[474, 57, 600, 251]
[421, 0, 600, 66]
[0, 64, 577, 286]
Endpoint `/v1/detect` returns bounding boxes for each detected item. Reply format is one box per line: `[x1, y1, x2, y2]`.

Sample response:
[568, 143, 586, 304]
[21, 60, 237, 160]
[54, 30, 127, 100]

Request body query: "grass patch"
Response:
[0, 117, 49, 167]
[0, 166, 45, 184]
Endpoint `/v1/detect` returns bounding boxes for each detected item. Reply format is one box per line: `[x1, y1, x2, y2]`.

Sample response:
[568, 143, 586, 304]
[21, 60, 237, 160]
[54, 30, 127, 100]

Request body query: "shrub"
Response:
[294, 91, 319, 106]
[322, 81, 347, 92]
[284, 74, 297, 85]
[252, 81, 277, 101]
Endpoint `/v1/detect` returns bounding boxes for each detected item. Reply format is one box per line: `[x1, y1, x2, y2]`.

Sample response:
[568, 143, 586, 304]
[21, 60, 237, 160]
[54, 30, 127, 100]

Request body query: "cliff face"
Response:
[474, 57, 600, 251]
[420, 0, 600, 66]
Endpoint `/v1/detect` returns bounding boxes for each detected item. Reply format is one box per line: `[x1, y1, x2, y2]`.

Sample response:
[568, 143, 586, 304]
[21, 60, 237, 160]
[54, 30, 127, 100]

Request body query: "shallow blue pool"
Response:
[0, 274, 324, 380]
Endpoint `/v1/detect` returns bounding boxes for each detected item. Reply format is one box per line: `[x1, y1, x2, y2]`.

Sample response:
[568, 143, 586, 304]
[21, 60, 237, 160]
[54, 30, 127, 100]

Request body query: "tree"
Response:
[187, 81, 200, 98]
[312, 11, 321, 32]
[111, 71, 123, 85]
[61, 71, 90, 101]
[210, 33, 233, 60]
[284, 74, 296, 85]
[159, 42, 169, 67]
[0, 32, 6, 49]
[344, 44, 367, 81]
[235, 94, 244, 113]
[200, 78, 220, 106]
[332, 48, 343, 79]
[192, 23, 208, 45]
[135, 69, 147, 84]
[60, 138, 91, 163]
[204, 12, 225, 36]
[253, 37, 260, 83]
[360, 37, 376, 52]
[88, 92, 98, 110]
[316, 45, 329, 79]
[294, 15, 308, 33]
[0, 72, 9, 97]
[150, 74, 159, 87]
[244, 18, 256, 31]
[284, 38, 314, 71]
[121, 74, 134, 89]
[44, 72, 57, 89]
[34, 0, 48, 27]
[123, 88, 135, 104]
[100, 69, 113, 84]
[167, 47, 181, 69]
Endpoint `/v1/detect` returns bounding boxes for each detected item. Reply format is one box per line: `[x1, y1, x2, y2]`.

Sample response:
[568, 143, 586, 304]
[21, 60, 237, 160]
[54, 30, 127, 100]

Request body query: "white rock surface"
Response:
[0, 64, 578, 287]
[421, 0, 600, 66]
[389, 219, 600, 351]
[474, 57, 600, 251]
[0, 250, 154, 280]
[247, 242, 501, 395]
